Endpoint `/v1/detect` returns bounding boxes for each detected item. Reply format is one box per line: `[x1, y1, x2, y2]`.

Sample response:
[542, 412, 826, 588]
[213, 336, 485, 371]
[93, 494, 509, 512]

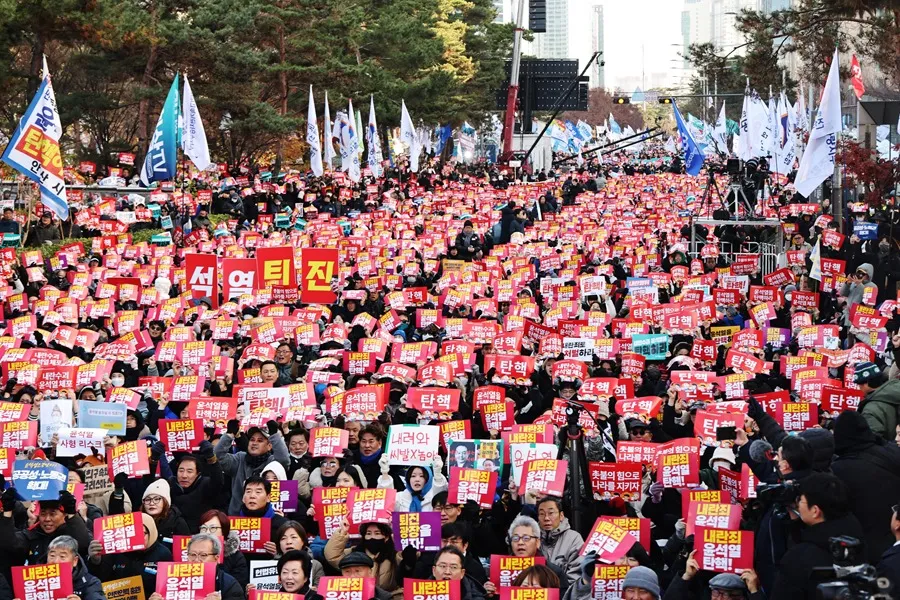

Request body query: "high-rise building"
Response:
[533, 0, 568, 59]
[492, 0, 510, 23]
[591, 5, 605, 89]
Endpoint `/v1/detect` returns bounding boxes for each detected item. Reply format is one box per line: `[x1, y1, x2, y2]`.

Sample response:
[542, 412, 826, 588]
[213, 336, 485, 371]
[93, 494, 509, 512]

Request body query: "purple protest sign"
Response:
[763, 327, 791, 349]
[391, 511, 442, 552]
[270, 480, 299, 512]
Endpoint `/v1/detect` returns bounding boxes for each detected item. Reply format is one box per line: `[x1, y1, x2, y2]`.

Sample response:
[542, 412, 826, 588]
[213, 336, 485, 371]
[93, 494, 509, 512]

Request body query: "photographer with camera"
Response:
[771, 473, 865, 600]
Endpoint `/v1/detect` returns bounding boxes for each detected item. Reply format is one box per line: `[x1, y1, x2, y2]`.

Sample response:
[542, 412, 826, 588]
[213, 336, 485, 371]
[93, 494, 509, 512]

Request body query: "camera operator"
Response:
[771, 473, 865, 600]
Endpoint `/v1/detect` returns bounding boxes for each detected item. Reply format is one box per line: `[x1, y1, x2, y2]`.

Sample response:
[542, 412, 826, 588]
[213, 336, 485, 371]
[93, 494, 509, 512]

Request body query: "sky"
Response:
[568, 0, 686, 91]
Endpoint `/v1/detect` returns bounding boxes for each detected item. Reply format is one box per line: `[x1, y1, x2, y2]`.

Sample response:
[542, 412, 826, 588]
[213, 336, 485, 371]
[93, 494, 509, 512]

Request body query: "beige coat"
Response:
[323, 528, 403, 600]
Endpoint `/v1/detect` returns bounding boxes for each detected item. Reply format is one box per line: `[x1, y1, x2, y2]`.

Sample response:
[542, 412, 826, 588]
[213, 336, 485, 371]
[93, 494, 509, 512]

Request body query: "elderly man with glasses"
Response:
[482, 516, 567, 598]
[148, 533, 244, 600]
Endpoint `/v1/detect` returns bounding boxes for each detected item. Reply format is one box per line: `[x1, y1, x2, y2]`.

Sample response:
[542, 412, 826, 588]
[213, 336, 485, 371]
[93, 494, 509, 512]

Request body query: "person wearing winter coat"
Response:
[43, 536, 106, 600]
[770, 473, 866, 600]
[877, 506, 900, 589]
[830, 411, 900, 563]
[430, 546, 486, 600]
[378, 461, 447, 513]
[87, 512, 172, 594]
[324, 520, 402, 599]
[535, 497, 583, 585]
[148, 533, 244, 600]
[198, 510, 249, 590]
[0, 489, 92, 566]
[166, 441, 224, 532]
[855, 362, 900, 442]
[214, 420, 290, 515]
[142, 479, 191, 549]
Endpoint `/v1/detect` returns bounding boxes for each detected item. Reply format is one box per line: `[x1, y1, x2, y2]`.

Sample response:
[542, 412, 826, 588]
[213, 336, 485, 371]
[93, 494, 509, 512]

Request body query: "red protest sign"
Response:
[591, 564, 630, 600]
[317, 577, 377, 600]
[300, 248, 338, 304]
[686, 501, 742, 536]
[588, 462, 642, 500]
[95, 512, 146, 553]
[615, 441, 659, 465]
[656, 438, 700, 488]
[481, 400, 516, 432]
[681, 489, 732, 516]
[159, 418, 203, 452]
[484, 353, 535, 385]
[229, 516, 271, 553]
[347, 488, 396, 533]
[692, 410, 744, 446]
[599, 516, 652, 553]
[12, 563, 73, 600]
[313, 487, 350, 539]
[406, 387, 460, 417]
[310, 427, 349, 457]
[0, 421, 37, 450]
[257, 246, 296, 288]
[185, 253, 219, 308]
[473, 385, 506, 411]
[448, 467, 497, 508]
[580, 518, 637, 563]
[519, 458, 567, 496]
[107, 440, 151, 479]
[489, 556, 546, 588]
[773, 401, 818, 432]
[403, 579, 461, 600]
[155, 562, 216, 599]
[617, 397, 662, 419]
[695, 527, 755, 573]
[222, 258, 257, 300]
[822, 386, 863, 413]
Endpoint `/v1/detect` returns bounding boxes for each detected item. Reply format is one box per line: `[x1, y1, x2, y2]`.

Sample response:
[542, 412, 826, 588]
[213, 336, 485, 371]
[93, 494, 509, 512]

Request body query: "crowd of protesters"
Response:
[0, 149, 899, 600]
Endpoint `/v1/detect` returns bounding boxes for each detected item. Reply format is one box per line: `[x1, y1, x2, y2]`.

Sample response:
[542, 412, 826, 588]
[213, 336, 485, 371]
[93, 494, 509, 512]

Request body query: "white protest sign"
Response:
[384, 424, 440, 467]
[563, 337, 596, 362]
[249, 560, 280, 591]
[56, 427, 106, 457]
[509, 442, 557, 487]
[40, 399, 73, 444]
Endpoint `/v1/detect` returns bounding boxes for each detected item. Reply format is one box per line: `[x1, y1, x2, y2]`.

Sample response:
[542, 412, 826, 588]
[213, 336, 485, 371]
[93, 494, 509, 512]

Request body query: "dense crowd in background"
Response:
[0, 149, 900, 600]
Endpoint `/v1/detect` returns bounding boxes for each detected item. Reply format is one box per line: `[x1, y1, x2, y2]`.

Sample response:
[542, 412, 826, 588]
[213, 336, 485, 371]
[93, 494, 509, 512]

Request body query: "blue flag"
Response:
[140, 75, 181, 186]
[672, 101, 705, 176]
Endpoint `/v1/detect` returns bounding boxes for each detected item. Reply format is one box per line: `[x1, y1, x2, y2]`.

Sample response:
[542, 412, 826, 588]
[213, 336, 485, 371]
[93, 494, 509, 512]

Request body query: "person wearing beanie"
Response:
[87, 512, 172, 595]
[831, 411, 900, 563]
[142, 478, 190, 548]
[796, 428, 835, 472]
[379, 460, 447, 513]
[454, 219, 483, 261]
[665, 547, 763, 599]
[622, 565, 660, 599]
[855, 361, 900, 441]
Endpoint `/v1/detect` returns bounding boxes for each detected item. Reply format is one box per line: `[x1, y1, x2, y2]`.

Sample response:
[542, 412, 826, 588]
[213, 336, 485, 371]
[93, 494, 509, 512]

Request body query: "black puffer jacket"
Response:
[153, 504, 192, 548]
[72, 560, 106, 600]
[168, 460, 225, 532]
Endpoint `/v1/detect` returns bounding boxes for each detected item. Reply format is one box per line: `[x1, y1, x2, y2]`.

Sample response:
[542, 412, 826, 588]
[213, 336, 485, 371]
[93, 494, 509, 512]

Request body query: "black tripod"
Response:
[556, 400, 603, 536]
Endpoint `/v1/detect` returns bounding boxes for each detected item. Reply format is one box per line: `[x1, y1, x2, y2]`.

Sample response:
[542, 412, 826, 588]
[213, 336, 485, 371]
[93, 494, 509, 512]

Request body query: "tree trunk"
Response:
[274, 26, 287, 177]
[136, 44, 159, 164]
[27, 33, 45, 99]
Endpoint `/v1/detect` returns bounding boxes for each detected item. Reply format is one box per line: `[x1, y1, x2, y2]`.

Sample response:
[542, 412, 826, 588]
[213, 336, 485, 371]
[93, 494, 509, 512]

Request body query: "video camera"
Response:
[813, 537, 894, 600]
[756, 480, 801, 520]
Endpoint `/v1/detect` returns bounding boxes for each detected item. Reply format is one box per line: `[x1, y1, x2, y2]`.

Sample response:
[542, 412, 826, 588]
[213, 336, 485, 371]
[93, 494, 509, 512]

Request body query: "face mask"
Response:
[111, 377, 125, 388]
[361, 537, 389, 554]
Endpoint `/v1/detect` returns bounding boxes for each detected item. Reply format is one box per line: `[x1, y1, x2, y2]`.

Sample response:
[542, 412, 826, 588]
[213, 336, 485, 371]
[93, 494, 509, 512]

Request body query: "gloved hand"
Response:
[432, 456, 444, 475]
[226, 419, 240, 436]
[198, 440, 214, 460]
[675, 518, 686, 540]
[580, 552, 598, 583]
[379, 454, 390, 475]
[59, 490, 77, 515]
[649, 481, 665, 504]
[401, 545, 418, 568]
[747, 396, 764, 421]
[150, 441, 166, 462]
[114, 472, 128, 490]
[0, 486, 15, 513]
[266, 420, 280, 437]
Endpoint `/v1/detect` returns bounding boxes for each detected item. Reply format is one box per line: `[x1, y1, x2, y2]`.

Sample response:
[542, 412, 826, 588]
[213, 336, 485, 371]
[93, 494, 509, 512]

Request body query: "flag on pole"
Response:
[400, 100, 419, 172]
[306, 86, 323, 177]
[672, 101, 705, 176]
[738, 83, 752, 161]
[182, 75, 211, 172]
[140, 75, 181, 186]
[1, 56, 68, 219]
[608, 113, 621, 135]
[355, 109, 364, 158]
[795, 49, 841, 198]
[366, 96, 383, 178]
[345, 99, 361, 182]
[850, 55, 865, 99]
[713, 101, 728, 153]
[809, 239, 823, 282]
[323, 92, 335, 170]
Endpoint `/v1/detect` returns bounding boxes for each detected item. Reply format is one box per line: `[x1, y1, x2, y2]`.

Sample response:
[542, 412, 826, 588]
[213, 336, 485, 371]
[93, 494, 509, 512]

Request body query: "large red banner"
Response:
[301, 248, 338, 304]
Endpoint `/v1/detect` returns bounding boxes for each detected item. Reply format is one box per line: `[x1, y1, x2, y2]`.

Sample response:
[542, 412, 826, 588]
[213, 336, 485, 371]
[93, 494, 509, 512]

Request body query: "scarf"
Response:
[246, 450, 274, 471]
[406, 466, 434, 513]
[358, 448, 382, 466]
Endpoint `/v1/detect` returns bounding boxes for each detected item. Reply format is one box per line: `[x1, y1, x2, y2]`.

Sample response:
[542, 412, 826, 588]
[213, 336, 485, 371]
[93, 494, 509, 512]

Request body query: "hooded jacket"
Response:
[770, 513, 865, 600]
[830, 411, 900, 563]
[215, 430, 290, 514]
[858, 379, 900, 442]
[541, 517, 584, 585]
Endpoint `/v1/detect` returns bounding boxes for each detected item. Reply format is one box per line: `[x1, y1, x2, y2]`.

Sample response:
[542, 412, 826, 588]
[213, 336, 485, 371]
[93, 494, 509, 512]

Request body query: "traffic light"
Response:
[613, 97, 630, 105]
[658, 97, 673, 104]
[529, 0, 546, 33]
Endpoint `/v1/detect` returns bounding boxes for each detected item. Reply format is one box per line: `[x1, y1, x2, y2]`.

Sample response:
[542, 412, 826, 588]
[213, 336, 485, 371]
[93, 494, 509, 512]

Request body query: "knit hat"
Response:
[141, 512, 159, 548]
[853, 361, 882, 385]
[339, 551, 375, 570]
[797, 428, 835, 471]
[709, 573, 747, 594]
[463, 220, 473, 228]
[262, 461, 287, 481]
[711, 446, 736, 467]
[622, 566, 660, 598]
[143, 479, 171, 505]
[833, 411, 877, 456]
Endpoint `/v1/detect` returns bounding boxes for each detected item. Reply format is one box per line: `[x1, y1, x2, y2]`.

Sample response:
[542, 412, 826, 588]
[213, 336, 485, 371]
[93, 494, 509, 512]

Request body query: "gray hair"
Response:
[188, 533, 222, 556]
[48, 535, 79, 557]
[508, 515, 541, 540]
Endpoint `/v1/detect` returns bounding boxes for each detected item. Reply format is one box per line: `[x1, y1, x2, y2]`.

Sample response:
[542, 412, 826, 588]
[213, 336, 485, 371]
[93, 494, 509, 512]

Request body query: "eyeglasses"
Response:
[511, 534, 537, 543]
[437, 505, 459, 513]
[631, 429, 648, 436]
[321, 460, 339, 467]
[144, 496, 164, 505]
[199, 525, 221, 533]
[434, 563, 461, 571]
[188, 552, 217, 561]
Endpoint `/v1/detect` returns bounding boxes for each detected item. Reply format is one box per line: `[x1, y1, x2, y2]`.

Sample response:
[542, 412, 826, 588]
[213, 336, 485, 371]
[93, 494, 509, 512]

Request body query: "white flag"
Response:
[773, 91, 796, 176]
[306, 86, 323, 177]
[714, 101, 728, 153]
[181, 76, 211, 172]
[323, 92, 335, 170]
[748, 91, 771, 158]
[738, 84, 752, 161]
[809, 239, 823, 282]
[795, 49, 841, 197]
[366, 95, 383, 178]
[345, 98, 361, 182]
[356, 109, 364, 158]
[400, 99, 420, 172]
[664, 136, 677, 153]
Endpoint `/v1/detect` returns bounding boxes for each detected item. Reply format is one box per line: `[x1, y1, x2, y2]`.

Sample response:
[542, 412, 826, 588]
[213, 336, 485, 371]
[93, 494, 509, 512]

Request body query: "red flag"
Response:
[850, 55, 865, 99]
